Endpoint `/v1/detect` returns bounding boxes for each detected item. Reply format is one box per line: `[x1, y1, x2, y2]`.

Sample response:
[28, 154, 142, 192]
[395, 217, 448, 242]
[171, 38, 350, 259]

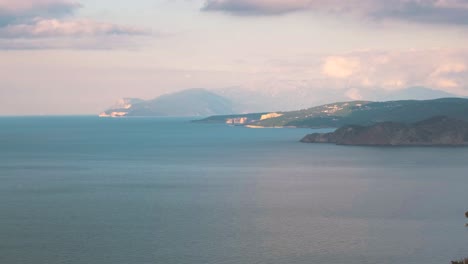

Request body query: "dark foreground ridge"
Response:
[451, 259, 468, 264]
[451, 212, 468, 263]
[300, 116, 468, 146]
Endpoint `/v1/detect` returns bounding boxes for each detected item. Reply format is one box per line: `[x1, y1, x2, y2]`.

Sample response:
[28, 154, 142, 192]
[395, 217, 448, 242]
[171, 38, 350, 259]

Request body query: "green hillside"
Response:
[196, 98, 468, 128]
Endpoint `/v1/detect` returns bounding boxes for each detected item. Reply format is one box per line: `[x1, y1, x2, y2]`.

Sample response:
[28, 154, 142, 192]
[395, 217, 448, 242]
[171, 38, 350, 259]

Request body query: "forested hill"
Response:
[196, 98, 468, 128]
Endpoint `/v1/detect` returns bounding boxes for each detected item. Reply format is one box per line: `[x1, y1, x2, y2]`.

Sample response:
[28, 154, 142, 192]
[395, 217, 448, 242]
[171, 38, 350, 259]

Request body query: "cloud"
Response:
[434, 78, 459, 88]
[202, 0, 468, 25]
[345, 88, 363, 100]
[202, 0, 313, 15]
[0, 18, 148, 38]
[432, 62, 467, 75]
[322, 56, 361, 78]
[0, 35, 151, 50]
[373, 0, 468, 25]
[0, 0, 150, 49]
[428, 62, 467, 90]
[317, 49, 468, 95]
[0, 0, 80, 25]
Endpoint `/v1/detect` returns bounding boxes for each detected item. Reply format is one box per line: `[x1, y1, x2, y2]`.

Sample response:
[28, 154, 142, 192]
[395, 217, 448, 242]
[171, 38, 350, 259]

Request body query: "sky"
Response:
[1, 0, 468, 115]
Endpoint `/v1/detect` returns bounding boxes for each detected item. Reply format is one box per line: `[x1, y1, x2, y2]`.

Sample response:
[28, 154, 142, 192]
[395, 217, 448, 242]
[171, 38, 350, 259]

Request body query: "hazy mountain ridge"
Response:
[100, 89, 235, 117]
[99, 86, 459, 117]
[213, 86, 459, 113]
[370, 87, 456, 101]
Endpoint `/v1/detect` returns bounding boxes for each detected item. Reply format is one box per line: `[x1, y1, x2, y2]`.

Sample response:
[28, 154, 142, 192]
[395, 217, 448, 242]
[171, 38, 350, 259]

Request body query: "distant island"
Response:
[300, 116, 468, 146]
[196, 98, 468, 128]
[99, 89, 235, 117]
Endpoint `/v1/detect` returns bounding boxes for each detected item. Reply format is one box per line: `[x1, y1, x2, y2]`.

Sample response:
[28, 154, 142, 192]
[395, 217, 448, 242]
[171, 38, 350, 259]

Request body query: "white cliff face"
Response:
[99, 111, 128, 118]
[260, 113, 283, 120]
[99, 98, 144, 118]
[112, 98, 143, 109]
[226, 117, 249, 124]
[223, 113, 284, 126]
[224, 113, 283, 125]
[110, 112, 128, 117]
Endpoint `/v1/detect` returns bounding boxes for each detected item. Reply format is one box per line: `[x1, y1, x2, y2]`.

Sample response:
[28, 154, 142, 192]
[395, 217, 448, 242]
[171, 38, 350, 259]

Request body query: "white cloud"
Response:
[428, 62, 467, 92]
[432, 62, 467, 75]
[231, 49, 468, 99]
[328, 50, 468, 94]
[322, 56, 360, 79]
[345, 88, 363, 100]
[0, 0, 150, 49]
[434, 78, 459, 88]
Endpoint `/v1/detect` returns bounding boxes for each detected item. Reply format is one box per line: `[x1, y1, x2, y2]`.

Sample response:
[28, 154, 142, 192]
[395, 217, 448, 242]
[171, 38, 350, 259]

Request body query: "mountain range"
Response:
[99, 86, 461, 118]
[215, 86, 459, 112]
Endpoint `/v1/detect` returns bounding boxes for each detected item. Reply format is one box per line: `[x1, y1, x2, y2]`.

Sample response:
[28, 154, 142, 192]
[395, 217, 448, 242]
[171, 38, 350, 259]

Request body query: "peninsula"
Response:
[196, 98, 468, 128]
[300, 116, 468, 146]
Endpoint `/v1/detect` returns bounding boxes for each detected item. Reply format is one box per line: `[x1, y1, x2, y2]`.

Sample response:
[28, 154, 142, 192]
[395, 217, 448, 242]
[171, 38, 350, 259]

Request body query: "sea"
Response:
[0, 116, 467, 264]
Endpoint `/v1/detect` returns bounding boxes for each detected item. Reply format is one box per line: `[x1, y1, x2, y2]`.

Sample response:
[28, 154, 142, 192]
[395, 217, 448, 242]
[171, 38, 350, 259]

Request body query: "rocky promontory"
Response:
[300, 116, 468, 146]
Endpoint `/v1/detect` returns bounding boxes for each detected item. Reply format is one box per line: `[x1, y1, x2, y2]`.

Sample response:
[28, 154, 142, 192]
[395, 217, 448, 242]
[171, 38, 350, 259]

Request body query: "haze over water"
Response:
[1, 117, 467, 264]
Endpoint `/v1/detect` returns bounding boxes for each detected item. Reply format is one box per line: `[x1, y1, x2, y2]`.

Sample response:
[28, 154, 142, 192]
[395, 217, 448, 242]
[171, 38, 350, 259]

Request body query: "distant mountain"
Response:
[301, 116, 468, 146]
[99, 86, 462, 118]
[99, 89, 234, 117]
[214, 86, 458, 113]
[215, 86, 348, 113]
[197, 98, 468, 128]
[368, 87, 457, 101]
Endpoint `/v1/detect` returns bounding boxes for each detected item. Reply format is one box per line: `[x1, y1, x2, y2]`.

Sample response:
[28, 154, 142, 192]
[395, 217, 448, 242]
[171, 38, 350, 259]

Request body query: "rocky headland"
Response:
[300, 116, 468, 146]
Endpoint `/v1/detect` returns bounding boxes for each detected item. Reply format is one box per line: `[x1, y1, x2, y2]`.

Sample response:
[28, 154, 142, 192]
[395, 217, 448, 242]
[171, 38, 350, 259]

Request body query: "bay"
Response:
[0, 116, 467, 264]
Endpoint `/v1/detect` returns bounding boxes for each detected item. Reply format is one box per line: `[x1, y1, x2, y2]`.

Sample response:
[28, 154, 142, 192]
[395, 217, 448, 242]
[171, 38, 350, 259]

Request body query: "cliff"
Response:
[300, 116, 468, 146]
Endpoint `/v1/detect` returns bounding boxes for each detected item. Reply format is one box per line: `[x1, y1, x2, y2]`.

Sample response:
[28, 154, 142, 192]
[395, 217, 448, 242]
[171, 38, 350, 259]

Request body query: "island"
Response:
[99, 89, 235, 117]
[300, 116, 468, 146]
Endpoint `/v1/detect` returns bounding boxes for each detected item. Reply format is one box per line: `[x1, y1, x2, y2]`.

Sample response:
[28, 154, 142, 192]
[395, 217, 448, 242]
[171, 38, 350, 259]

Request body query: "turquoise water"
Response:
[0, 116, 467, 264]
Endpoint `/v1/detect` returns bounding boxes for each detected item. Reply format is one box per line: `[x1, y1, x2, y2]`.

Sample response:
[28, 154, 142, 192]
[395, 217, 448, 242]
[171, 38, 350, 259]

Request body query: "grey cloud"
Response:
[0, 35, 152, 50]
[202, 0, 468, 25]
[0, 0, 152, 49]
[202, 0, 311, 15]
[0, 0, 81, 26]
[372, 0, 468, 25]
[0, 19, 150, 39]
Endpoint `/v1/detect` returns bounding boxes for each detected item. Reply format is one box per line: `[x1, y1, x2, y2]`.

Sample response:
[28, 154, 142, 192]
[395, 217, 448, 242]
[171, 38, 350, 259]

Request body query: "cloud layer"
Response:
[0, 0, 80, 25]
[202, 0, 313, 15]
[318, 49, 468, 96]
[234, 48, 468, 102]
[0, 19, 148, 38]
[0, 0, 148, 49]
[202, 0, 468, 25]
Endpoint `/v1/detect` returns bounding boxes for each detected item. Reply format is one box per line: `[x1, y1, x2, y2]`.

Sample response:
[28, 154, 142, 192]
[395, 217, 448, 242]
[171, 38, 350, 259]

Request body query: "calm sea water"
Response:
[0, 116, 467, 264]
